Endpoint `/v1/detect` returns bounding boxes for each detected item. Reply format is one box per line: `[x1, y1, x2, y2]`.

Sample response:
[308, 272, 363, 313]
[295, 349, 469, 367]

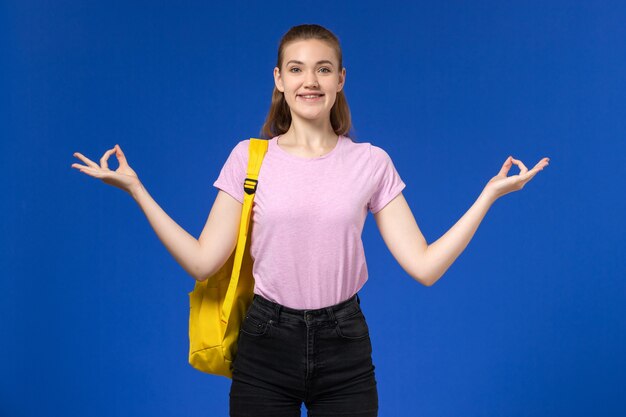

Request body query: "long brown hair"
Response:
[259, 24, 355, 140]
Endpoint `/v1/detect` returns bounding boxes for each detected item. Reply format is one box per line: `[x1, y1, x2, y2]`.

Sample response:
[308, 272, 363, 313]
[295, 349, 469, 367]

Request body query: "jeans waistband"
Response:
[251, 292, 362, 324]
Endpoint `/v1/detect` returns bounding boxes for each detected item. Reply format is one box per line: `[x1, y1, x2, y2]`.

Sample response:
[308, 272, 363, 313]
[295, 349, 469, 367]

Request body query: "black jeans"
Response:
[229, 292, 379, 417]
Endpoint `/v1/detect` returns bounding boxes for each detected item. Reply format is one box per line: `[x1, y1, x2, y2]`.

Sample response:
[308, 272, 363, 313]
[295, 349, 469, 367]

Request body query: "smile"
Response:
[297, 94, 324, 101]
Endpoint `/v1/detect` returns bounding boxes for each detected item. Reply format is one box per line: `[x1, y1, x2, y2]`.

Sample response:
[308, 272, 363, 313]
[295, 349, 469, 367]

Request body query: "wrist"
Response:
[479, 188, 498, 205]
[129, 181, 146, 200]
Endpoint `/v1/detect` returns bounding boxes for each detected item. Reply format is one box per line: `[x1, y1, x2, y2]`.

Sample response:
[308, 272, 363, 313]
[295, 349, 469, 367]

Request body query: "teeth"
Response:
[301, 95, 322, 98]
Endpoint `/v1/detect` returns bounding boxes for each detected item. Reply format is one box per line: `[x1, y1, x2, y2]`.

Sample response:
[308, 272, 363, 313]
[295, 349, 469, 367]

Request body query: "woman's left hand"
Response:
[482, 156, 550, 201]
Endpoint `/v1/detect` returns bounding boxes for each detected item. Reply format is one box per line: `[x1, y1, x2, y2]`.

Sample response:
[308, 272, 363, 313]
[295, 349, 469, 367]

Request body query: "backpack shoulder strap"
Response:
[221, 138, 269, 323]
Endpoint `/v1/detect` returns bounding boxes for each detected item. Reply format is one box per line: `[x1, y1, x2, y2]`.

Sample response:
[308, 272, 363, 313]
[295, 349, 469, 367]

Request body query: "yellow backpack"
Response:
[188, 138, 268, 378]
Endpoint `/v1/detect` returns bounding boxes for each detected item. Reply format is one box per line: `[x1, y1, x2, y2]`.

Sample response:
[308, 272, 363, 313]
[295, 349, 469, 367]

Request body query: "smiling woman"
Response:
[260, 25, 350, 149]
[71, 21, 550, 417]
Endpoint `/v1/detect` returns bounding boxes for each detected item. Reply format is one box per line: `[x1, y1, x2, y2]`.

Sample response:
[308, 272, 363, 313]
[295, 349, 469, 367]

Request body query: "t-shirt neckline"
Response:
[272, 135, 344, 162]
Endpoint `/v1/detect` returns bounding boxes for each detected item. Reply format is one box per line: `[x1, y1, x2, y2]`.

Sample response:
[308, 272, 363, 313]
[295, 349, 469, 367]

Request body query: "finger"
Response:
[516, 157, 550, 184]
[497, 156, 514, 177]
[532, 161, 547, 172]
[511, 157, 528, 174]
[73, 152, 100, 168]
[524, 159, 548, 179]
[114, 144, 128, 167]
[71, 162, 87, 170]
[537, 157, 550, 169]
[522, 169, 539, 182]
[526, 158, 549, 178]
[100, 148, 117, 170]
[75, 165, 105, 179]
[525, 157, 549, 174]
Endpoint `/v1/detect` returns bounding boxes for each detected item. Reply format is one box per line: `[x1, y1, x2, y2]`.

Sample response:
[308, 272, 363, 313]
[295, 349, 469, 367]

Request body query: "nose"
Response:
[304, 71, 319, 88]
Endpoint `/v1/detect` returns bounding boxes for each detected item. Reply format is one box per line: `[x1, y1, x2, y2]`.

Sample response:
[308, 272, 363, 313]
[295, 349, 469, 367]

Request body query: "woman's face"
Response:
[274, 39, 346, 123]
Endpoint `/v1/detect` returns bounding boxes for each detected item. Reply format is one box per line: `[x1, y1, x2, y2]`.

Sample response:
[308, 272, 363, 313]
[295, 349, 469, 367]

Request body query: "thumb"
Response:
[497, 156, 513, 177]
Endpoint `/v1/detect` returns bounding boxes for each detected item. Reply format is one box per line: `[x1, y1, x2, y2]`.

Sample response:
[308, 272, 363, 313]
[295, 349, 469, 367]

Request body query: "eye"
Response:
[319, 67, 331, 73]
[289, 67, 300, 73]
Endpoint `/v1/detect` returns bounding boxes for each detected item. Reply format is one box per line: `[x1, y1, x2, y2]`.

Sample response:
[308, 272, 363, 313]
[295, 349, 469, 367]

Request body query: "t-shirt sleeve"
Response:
[367, 145, 406, 214]
[212, 140, 249, 204]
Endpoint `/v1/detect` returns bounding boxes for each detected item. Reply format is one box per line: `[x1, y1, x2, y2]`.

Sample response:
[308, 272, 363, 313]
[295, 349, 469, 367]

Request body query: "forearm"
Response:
[423, 189, 497, 286]
[130, 182, 202, 281]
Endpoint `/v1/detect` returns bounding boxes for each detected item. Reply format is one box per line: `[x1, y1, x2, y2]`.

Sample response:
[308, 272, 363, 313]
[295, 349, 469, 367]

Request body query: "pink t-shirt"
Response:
[213, 135, 406, 309]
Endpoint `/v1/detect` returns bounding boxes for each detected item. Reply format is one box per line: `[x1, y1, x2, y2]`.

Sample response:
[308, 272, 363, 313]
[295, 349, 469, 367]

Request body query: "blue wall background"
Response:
[2, 1, 625, 416]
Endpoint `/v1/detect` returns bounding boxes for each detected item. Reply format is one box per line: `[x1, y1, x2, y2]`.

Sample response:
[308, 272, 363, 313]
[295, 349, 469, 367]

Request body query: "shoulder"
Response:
[343, 136, 379, 157]
[232, 137, 270, 153]
[348, 136, 390, 153]
[343, 137, 396, 167]
[369, 144, 392, 161]
[233, 138, 251, 154]
[358, 139, 393, 165]
[221, 139, 250, 163]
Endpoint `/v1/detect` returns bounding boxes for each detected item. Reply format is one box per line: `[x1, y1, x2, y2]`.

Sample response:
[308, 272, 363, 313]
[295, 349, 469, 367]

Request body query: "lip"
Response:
[297, 93, 324, 97]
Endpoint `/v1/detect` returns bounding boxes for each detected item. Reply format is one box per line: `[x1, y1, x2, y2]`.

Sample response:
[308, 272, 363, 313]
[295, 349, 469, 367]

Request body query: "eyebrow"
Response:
[286, 60, 335, 67]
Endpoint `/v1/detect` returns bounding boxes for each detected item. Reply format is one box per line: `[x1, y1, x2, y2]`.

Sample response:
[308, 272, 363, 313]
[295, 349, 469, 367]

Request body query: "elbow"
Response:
[412, 254, 440, 287]
[423, 278, 436, 287]
[194, 264, 220, 283]
[424, 270, 444, 287]
[194, 269, 213, 282]
[412, 269, 438, 287]
[412, 247, 436, 287]
[425, 273, 444, 287]
[412, 273, 435, 287]
[192, 267, 208, 282]
[190, 268, 202, 282]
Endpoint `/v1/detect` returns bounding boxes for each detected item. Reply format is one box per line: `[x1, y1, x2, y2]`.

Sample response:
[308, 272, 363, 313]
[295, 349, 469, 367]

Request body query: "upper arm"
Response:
[196, 190, 242, 281]
[373, 192, 430, 286]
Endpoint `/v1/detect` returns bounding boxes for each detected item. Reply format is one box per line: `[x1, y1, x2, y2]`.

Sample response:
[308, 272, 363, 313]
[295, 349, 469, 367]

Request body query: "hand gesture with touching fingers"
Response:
[71, 144, 141, 195]
[483, 155, 551, 201]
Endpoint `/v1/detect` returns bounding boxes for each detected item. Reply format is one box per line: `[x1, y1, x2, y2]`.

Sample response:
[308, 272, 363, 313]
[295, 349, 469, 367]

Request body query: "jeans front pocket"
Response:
[240, 313, 271, 337]
[335, 310, 370, 340]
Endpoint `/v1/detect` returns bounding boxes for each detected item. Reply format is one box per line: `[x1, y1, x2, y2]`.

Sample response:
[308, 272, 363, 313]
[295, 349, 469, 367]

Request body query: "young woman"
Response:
[71, 24, 549, 417]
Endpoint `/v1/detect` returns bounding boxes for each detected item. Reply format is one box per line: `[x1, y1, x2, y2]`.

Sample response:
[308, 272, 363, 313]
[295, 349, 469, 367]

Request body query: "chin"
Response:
[293, 111, 329, 121]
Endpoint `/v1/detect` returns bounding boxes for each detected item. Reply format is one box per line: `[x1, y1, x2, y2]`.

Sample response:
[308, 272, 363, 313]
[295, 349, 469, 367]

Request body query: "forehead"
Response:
[283, 39, 338, 65]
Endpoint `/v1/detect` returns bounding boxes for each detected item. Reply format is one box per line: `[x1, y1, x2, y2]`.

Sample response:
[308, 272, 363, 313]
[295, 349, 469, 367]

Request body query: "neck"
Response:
[280, 117, 337, 147]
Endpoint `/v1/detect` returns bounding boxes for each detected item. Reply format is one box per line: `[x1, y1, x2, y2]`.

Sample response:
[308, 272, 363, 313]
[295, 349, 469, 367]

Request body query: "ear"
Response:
[337, 67, 346, 92]
[273, 67, 284, 92]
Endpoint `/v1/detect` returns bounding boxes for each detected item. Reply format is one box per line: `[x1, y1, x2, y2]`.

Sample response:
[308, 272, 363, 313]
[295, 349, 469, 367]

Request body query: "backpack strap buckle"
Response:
[243, 177, 258, 195]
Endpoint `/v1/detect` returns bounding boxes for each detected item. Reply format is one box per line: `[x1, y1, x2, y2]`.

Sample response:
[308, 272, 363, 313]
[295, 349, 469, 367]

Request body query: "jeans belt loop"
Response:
[326, 306, 337, 325]
[274, 303, 281, 325]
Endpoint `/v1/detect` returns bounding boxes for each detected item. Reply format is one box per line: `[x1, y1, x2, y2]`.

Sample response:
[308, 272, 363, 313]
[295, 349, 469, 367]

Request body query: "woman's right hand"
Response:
[72, 144, 142, 195]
